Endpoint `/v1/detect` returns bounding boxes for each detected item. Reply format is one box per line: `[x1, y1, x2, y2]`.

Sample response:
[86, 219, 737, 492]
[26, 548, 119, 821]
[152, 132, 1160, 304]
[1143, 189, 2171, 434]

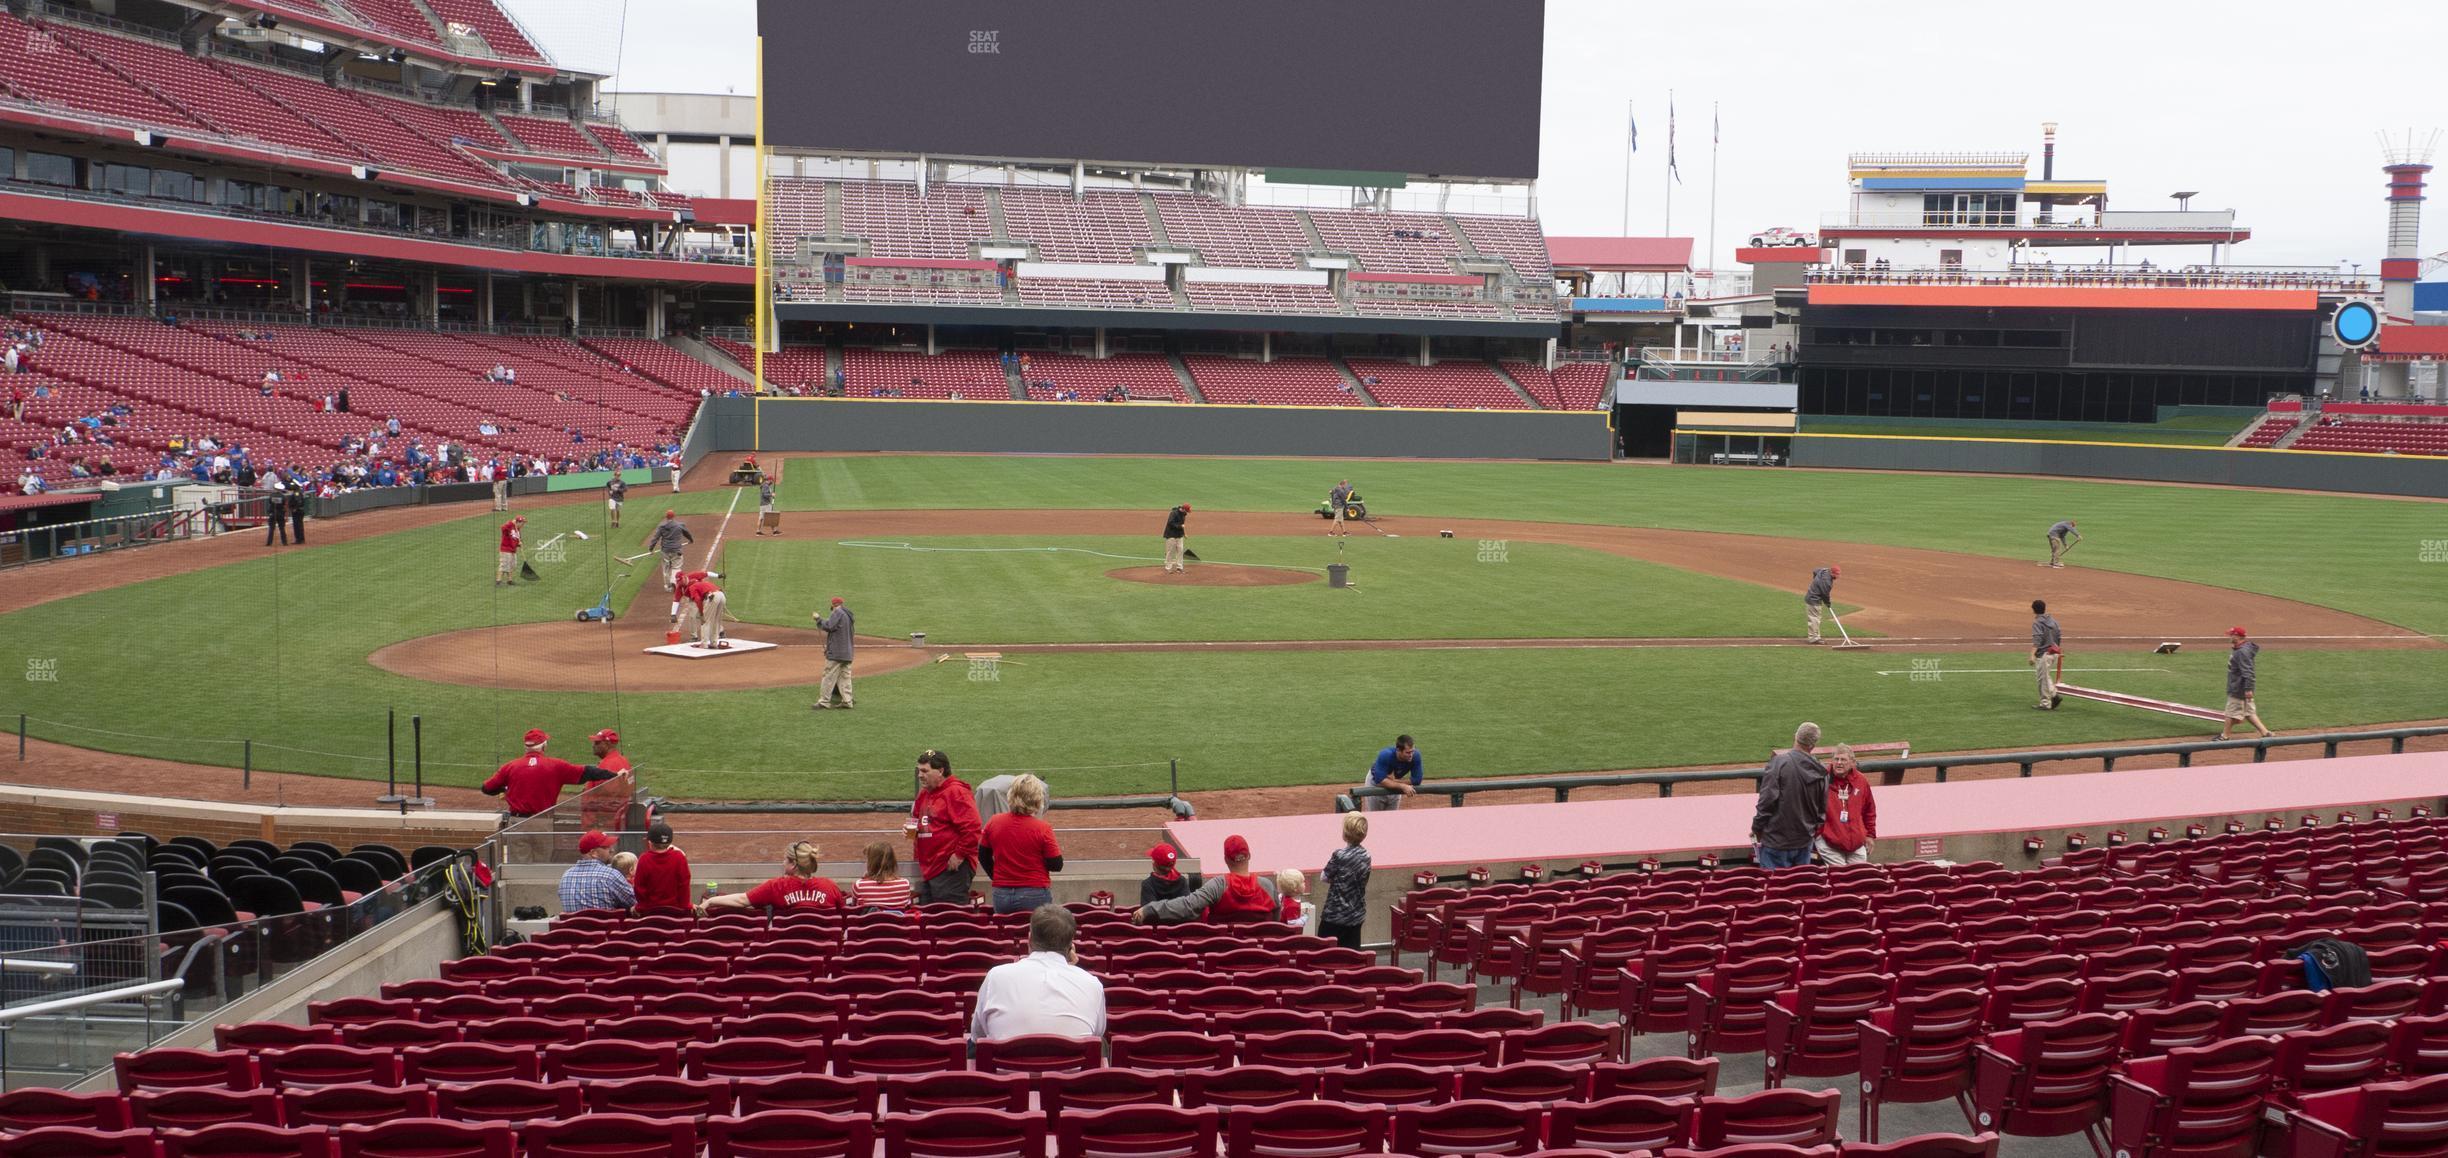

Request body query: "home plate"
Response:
[644, 639, 780, 659]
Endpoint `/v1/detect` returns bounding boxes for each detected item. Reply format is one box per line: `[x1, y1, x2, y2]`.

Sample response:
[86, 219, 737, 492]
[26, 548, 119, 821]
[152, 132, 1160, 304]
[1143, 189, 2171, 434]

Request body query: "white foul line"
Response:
[1874, 667, 2177, 677]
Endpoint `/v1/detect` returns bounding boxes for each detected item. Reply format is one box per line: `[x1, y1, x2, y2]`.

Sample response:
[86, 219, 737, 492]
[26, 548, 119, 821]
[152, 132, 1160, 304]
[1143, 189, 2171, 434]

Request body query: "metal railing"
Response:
[0, 505, 218, 571]
[1805, 264, 2370, 292]
[1847, 151, 2029, 169]
[0, 856, 456, 1088]
[1820, 210, 2243, 233]
[1641, 346, 1768, 366]
[1338, 724, 2448, 810]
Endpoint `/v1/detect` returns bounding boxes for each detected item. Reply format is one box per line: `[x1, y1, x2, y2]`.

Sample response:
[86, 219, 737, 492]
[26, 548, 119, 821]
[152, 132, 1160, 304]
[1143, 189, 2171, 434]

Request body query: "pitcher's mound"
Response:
[1107, 565, 1318, 587]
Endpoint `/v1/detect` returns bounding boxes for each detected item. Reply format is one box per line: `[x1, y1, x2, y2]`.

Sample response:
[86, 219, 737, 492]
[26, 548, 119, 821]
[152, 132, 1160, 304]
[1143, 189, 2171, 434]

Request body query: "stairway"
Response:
[1167, 352, 1204, 403]
[1140, 192, 1173, 246]
[1327, 352, 1377, 406]
[1486, 358, 1543, 409]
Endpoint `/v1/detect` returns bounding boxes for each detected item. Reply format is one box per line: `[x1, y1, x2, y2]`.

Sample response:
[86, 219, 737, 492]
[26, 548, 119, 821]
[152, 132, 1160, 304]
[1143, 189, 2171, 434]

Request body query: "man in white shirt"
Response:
[970, 904, 1105, 1042]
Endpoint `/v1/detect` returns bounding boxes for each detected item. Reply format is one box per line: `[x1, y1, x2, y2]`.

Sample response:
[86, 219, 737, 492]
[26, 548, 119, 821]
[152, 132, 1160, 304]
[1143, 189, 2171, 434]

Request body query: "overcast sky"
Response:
[505, 0, 2440, 271]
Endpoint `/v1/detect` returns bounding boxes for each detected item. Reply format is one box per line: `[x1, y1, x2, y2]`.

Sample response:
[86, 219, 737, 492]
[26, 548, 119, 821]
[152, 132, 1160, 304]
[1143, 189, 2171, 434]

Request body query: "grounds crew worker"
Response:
[646, 509, 693, 591]
[755, 474, 780, 535]
[1329, 480, 1354, 537]
[606, 474, 626, 528]
[2031, 599, 2063, 710]
[2219, 627, 2274, 740]
[481, 728, 621, 818]
[1802, 564, 1840, 644]
[908, 749, 983, 904]
[2046, 519, 2081, 568]
[581, 728, 634, 835]
[1161, 503, 1191, 573]
[812, 596, 854, 709]
[495, 515, 525, 586]
[673, 569, 728, 648]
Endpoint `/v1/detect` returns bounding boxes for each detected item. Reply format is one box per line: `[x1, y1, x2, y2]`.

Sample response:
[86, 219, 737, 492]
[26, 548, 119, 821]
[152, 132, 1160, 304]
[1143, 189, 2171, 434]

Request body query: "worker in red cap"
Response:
[495, 515, 526, 587]
[556, 830, 634, 913]
[480, 729, 622, 818]
[2219, 627, 2272, 740]
[1160, 503, 1191, 574]
[812, 596, 855, 708]
[1138, 844, 1203, 906]
[579, 728, 634, 833]
[1132, 834, 1280, 925]
[672, 569, 728, 648]
[1803, 564, 1840, 644]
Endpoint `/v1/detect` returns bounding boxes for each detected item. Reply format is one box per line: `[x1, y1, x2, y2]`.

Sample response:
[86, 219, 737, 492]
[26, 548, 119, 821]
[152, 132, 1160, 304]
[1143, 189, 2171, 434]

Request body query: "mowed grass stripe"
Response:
[775, 456, 2448, 633]
[719, 535, 1806, 643]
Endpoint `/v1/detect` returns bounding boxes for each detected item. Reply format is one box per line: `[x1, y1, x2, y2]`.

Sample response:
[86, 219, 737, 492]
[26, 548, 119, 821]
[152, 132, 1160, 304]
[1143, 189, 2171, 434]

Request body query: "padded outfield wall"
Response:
[700, 397, 1616, 461]
[1791, 433, 2448, 500]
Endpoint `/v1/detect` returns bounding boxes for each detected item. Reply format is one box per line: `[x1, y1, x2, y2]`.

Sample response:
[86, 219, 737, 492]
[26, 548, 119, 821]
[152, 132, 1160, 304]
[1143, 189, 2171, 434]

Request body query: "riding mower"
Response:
[1313, 490, 1367, 520]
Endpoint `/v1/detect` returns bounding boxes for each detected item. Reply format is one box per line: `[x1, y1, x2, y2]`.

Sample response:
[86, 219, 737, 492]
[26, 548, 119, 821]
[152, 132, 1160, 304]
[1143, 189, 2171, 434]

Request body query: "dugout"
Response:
[1613, 379, 1796, 459]
[1672, 411, 1797, 466]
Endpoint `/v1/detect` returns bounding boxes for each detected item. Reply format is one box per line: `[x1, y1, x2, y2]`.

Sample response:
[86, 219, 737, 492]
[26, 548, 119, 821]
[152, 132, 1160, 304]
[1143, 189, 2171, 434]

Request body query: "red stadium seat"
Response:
[1320, 1065, 1452, 1107]
[1545, 1095, 1691, 1155]
[2105, 1036, 2280, 1158]
[0, 1090, 136, 1132]
[1177, 1067, 1317, 1109]
[1590, 1057, 1721, 1101]
[129, 1090, 281, 1131]
[1052, 1106, 1221, 1158]
[684, 1037, 830, 1081]
[971, 1034, 1102, 1075]
[1037, 1069, 1178, 1118]
[879, 1108, 1044, 1158]
[0, 1128, 161, 1158]
[335, 1121, 514, 1158]
[879, 1073, 1031, 1115]
[279, 1086, 434, 1129]
[704, 1111, 874, 1158]
[2281, 1072, 2448, 1158]
[1858, 987, 1987, 1142]
[1689, 1090, 1842, 1149]
[160, 1125, 334, 1158]
[521, 1114, 696, 1158]
[401, 1043, 536, 1085]
[732, 1075, 880, 1118]
[1225, 1102, 1388, 1158]
[431, 1080, 581, 1125]
[583, 1077, 733, 1119]
[116, 1049, 257, 1092]
[1390, 1099, 1546, 1157]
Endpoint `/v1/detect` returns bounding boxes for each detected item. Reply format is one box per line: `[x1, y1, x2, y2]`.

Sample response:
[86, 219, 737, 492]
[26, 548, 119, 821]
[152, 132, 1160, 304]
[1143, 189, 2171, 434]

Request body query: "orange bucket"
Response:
[665, 630, 684, 645]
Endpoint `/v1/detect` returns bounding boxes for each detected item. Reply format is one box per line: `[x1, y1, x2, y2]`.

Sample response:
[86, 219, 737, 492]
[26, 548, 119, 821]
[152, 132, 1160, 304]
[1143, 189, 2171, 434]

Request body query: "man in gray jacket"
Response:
[1751, 722, 1828, 870]
[645, 510, 693, 592]
[2031, 599, 2063, 710]
[2219, 626, 2272, 740]
[812, 596, 855, 710]
[1802, 565, 1840, 644]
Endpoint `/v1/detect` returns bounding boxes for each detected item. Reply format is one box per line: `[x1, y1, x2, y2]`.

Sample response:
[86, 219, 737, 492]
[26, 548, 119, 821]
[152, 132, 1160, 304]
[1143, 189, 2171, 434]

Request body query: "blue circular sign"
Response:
[2333, 301, 2380, 347]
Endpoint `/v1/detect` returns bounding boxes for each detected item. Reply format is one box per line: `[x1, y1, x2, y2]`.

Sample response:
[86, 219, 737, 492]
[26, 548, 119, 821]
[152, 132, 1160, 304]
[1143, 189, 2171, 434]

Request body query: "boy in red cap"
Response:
[557, 830, 633, 913]
[629, 822, 692, 912]
[495, 515, 525, 586]
[1138, 844, 1203, 906]
[2219, 627, 2272, 740]
[1132, 834, 1279, 925]
[481, 729, 622, 818]
[1160, 504, 1191, 573]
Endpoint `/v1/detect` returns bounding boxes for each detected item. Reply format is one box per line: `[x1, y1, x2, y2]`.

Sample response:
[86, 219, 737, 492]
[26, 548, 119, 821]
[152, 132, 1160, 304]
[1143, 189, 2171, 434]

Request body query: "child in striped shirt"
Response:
[855, 841, 912, 910]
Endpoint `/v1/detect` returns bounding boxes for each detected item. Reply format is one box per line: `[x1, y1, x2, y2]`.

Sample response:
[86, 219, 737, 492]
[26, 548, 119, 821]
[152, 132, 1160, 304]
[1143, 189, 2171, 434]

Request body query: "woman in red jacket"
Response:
[979, 774, 1063, 914]
[1814, 744, 1877, 866]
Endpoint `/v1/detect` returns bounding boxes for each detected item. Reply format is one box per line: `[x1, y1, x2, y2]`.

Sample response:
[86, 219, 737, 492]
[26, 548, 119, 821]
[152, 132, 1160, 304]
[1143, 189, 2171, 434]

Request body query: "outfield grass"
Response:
[778, 457, 2448, 634]
[2, 456, 2442, 799]
[717, 535, 1807, 643]
[1798, 414, 2253, 447]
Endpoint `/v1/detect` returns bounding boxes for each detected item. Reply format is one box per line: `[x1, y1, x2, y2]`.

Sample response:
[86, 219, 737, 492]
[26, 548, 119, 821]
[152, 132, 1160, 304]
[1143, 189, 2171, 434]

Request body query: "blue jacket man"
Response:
[1364, 735, 1423, 811]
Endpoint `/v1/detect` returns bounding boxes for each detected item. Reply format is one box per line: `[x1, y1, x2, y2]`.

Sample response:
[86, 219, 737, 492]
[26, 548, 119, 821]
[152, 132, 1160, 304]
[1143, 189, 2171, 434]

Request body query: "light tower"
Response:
[2375, 130, 2438, 397]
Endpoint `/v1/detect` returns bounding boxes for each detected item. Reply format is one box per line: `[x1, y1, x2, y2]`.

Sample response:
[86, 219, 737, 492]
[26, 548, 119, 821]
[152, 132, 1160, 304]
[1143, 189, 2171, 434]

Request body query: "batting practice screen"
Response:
[756, 0, 1544, 180]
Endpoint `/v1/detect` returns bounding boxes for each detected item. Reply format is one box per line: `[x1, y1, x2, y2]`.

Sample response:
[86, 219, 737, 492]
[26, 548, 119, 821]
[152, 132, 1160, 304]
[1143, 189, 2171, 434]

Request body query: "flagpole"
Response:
[1707, 101, 1720, 285]
[1663, 89, 1674, 238]
[1620, 98, 1634, 236]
